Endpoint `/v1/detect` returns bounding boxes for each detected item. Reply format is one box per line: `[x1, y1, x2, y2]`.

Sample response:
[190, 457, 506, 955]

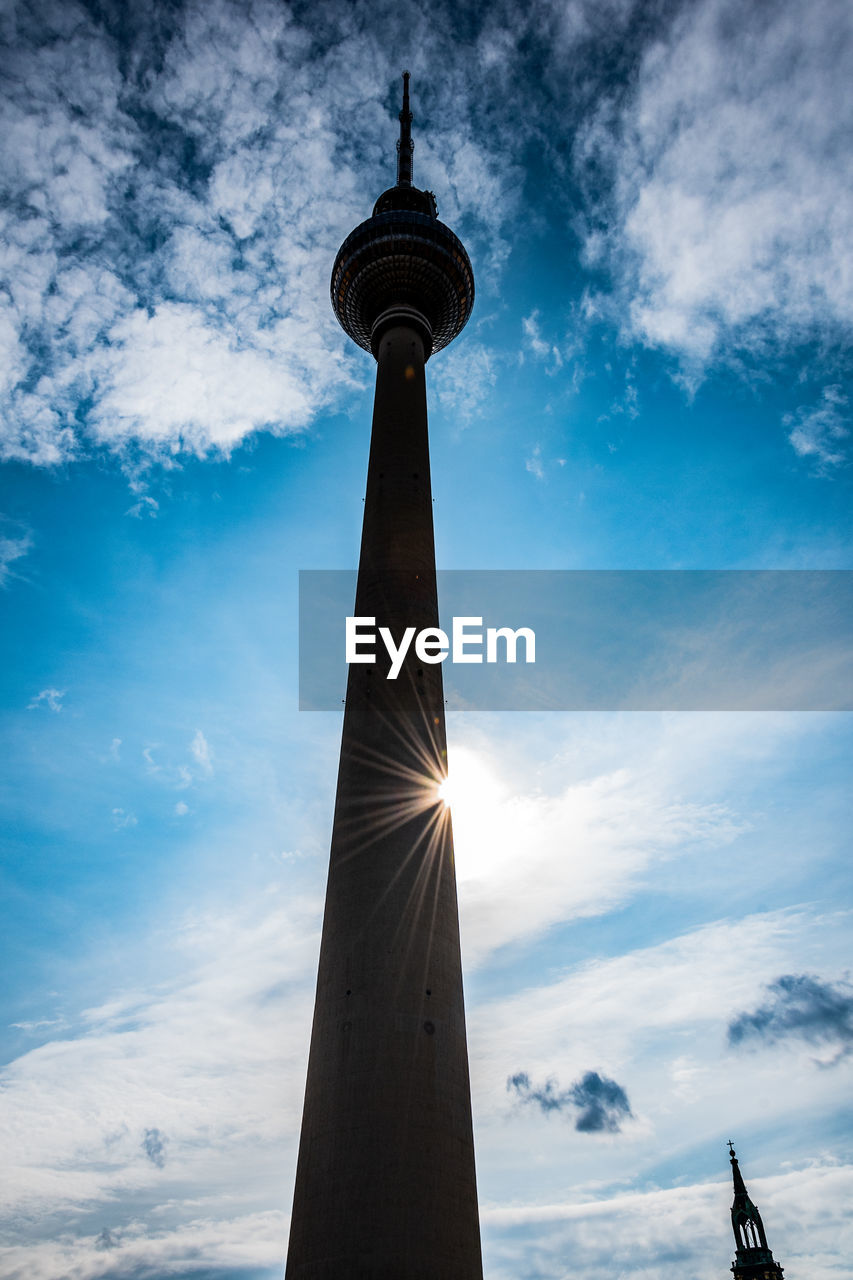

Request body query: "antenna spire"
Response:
[396, 70, 413, 188]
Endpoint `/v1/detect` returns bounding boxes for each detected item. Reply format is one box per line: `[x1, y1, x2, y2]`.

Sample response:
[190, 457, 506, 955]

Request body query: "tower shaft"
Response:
[286, 325, 483, 1278]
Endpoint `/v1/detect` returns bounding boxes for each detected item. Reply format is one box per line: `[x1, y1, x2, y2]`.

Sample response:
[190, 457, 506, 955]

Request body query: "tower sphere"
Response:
[331, 74, 475, 359]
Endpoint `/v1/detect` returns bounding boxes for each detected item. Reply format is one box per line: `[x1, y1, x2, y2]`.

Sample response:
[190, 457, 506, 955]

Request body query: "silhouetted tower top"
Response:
[331, 72, 474, 358]
[728, 1142, 785, 1280]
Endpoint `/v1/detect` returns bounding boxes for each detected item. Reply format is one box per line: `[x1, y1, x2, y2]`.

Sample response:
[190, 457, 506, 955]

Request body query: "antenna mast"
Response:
[396, 70, 414, 187]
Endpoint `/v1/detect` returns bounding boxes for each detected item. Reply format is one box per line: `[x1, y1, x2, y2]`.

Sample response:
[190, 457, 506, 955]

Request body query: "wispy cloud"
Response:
[508, 1068, 633, 1132]
[479, 1160, 853, 1280]
[190, 729, 213, 775]
[111, 808, 137, 830]
[785, 385, 850, 472]
[27, 688, 65, 713]
[143, 738, 205, 790]
[11, 1018, 68, 1034]
[0, 524, 32, 587]
[468, 901, 853, 1141]
[0, 889, 320, 1265]
[0, 1210, 289, 1280]
[522, 311, 564, 374]
[431, 341, 497, 424]
[525, 443, 545, 480]
[125, 495, 159, 519]
[449, 728, 744, 966]
[728, 973, 853, 1064]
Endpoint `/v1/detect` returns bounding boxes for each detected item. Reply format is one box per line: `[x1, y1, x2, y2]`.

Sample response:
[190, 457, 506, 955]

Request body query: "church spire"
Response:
[728, 1143, 785, 1280]
[729, 1139, 750, 1200]
[396, 70, 414, 187]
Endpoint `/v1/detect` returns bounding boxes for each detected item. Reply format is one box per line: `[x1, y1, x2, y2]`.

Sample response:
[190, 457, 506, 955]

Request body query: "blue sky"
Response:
[1, 0, 852, 1277]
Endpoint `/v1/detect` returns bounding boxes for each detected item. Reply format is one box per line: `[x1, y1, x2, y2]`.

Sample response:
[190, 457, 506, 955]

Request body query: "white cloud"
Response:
[786, 385, 850, 471]
[0, 891, 320, 1268]
[448, 711, 838, 969]
[480, 1160, 853, 1280]
[579, 0, 853, 370]
[471, 909, 849, 1103]
[89, 303, 319, 456]
[0, 1209, 290, 1280]
[3, 704, 850, 1275]
[467, 898, 853, 1257]
[525, 443, 545, 480]
[431, 340, 497, 423]
[422, 128, 522, 280]
[111, 808, 137, 830]
[10, 1018, 68, 1035]
[190, 729, 213, 775]
[0, 0, 527, 468]
[27, 688, 65, 713]
[522, 311, 563, 373]
[143, 740, 205, 791]
[0, 1, 359, 465]
[4, 0, 847, 464]
[450, 742, 742, 967]
[0, 525, 32, 588]
[125, 494, 159, 519]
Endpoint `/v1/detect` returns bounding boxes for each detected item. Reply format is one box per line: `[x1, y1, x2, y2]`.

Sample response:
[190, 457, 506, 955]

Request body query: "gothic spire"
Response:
[728, 1144, 784, 1280]
[729, 1139, 749, 1199]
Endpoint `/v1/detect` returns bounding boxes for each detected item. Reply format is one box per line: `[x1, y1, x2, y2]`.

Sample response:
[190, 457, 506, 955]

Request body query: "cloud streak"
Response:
[0, 525, 32, 588]
[27, 688, 65, 713]
[449, 726, 745, 967]
[0, 889, 320, 1235]
[479, 1160, 853, 1280]
[190, 729, 213, 775]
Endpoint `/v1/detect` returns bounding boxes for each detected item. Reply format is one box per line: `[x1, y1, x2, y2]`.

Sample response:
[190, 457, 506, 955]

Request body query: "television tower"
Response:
[285, 74, 482, 1277]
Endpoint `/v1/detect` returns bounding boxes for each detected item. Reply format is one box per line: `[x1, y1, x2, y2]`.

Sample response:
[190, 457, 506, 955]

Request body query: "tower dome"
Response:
[330, 72, 475, 359]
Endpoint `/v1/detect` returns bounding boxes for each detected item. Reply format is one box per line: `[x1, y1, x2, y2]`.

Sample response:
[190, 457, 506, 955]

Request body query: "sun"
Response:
[437, 748, 500, 815]
[433, 747, 508, 881]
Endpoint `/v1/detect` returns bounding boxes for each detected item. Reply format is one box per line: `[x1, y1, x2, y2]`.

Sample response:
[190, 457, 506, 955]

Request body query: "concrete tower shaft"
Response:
[286, 77, 482, 1279]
